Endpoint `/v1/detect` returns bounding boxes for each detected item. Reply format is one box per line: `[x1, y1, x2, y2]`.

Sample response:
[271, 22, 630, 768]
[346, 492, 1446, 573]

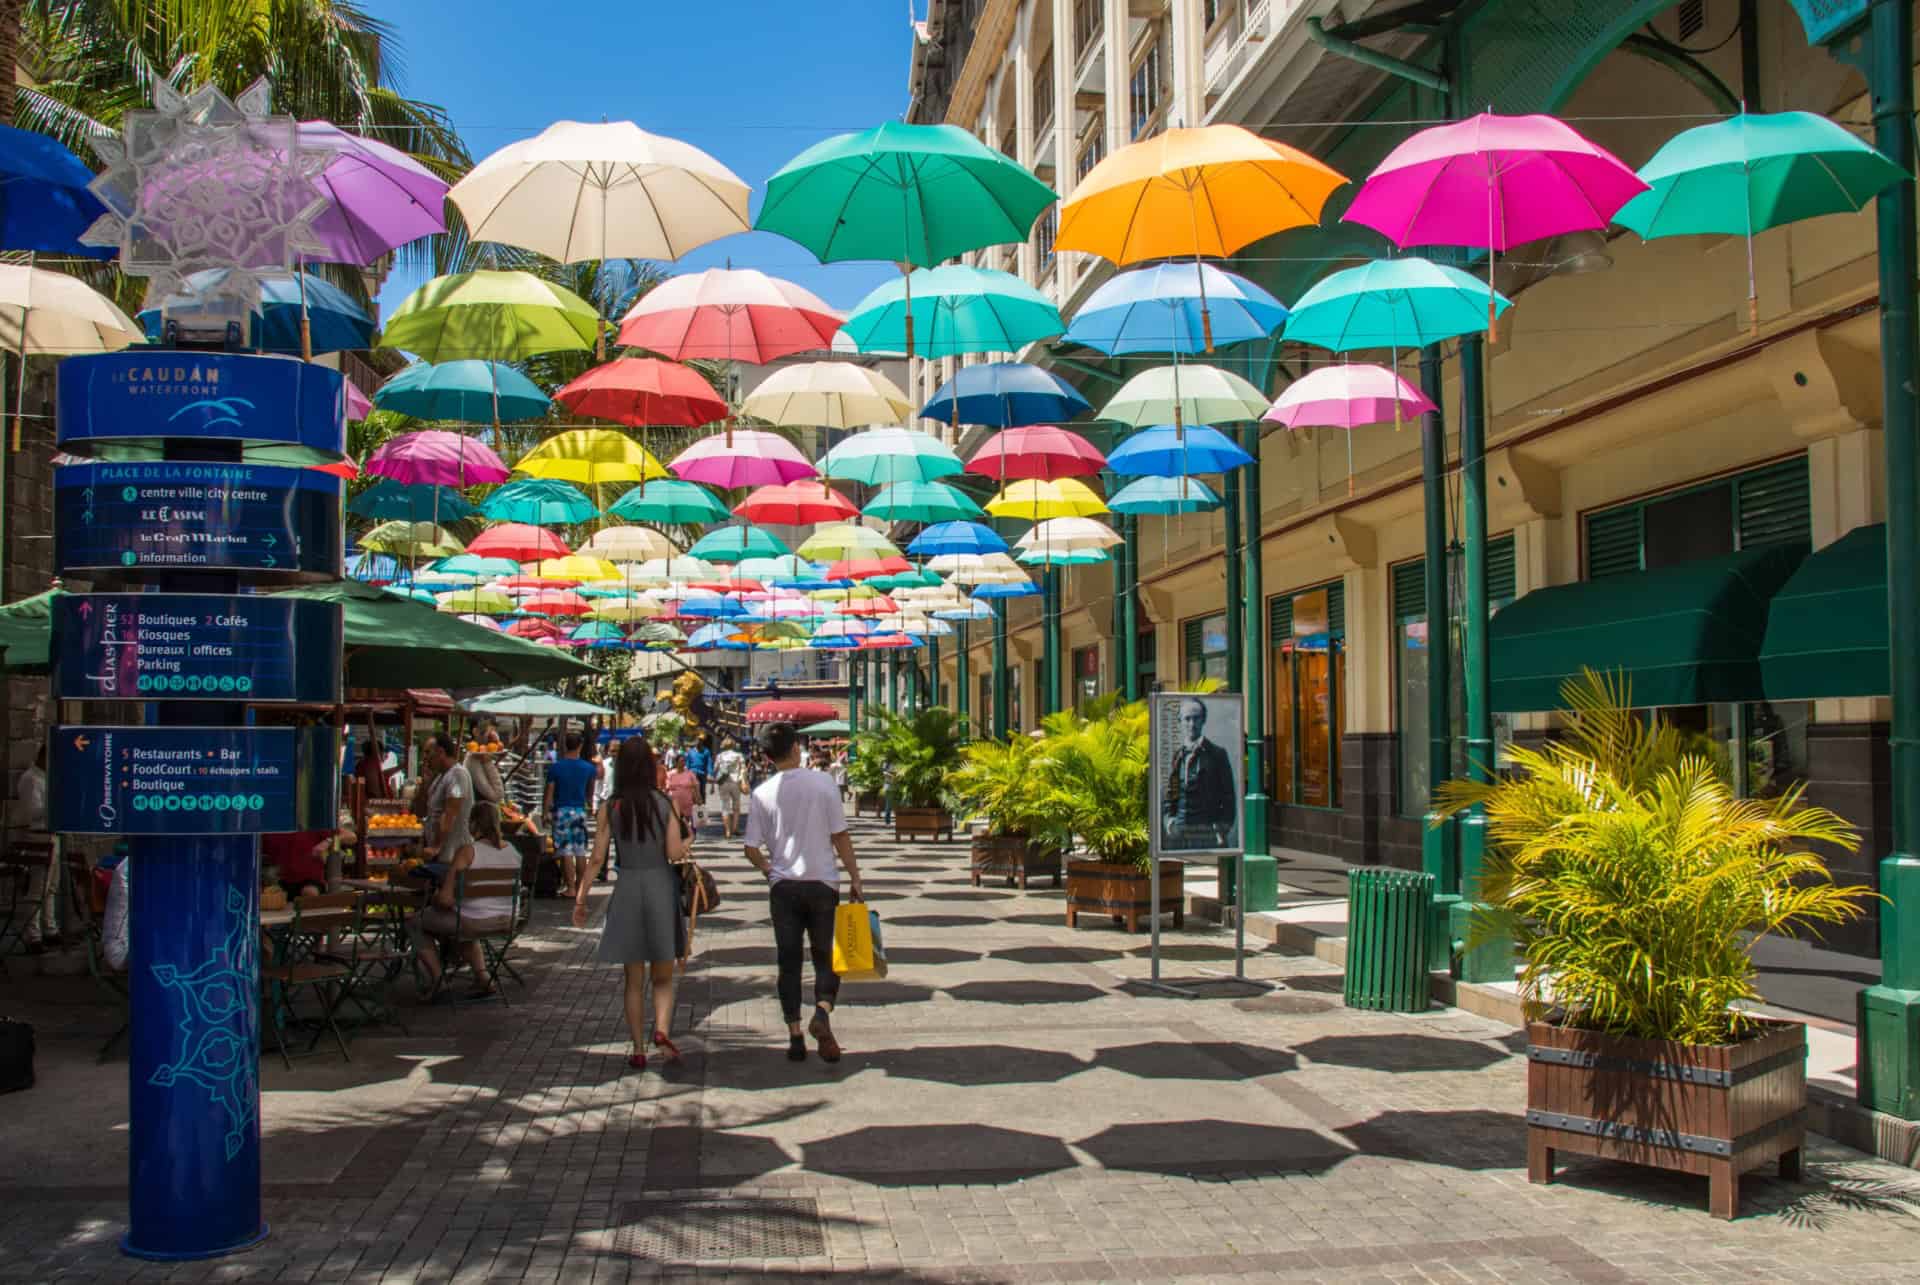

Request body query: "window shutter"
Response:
[1736, 456, 1811, 549]
[1585, 506, 1643, 579]
[1391, 560, 1426, 619]
[1488, 534, 1517, 602]
[1268, 594, 1293, 644]
[1328, 581, 1346, 638]
[1182, 616, 1203, 663]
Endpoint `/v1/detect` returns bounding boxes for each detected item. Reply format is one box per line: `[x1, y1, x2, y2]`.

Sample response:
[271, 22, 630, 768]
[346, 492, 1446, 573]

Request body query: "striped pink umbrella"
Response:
[669, 429, 816, 488]
[616, 267, 842, 363]
[1262, 364, 1435, 429]
[366, 430, 509, 487]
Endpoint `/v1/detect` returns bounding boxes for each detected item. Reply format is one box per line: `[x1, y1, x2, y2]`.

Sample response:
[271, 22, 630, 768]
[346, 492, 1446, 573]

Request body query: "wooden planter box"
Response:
[1526, 1018, 1806, 1219]
[971, 834, 1062, 889]
[1065, 859, 1184, 932]
[852, 791, 884, 817]
[894, 805, 953, 842]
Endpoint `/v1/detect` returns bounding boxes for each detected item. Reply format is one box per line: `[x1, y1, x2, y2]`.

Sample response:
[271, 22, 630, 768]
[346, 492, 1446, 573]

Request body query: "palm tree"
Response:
[0, 1, 23, 127]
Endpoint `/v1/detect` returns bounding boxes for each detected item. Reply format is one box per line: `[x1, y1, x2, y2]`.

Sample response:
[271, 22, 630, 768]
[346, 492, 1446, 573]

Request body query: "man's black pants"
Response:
[769, 879, 840, 1023]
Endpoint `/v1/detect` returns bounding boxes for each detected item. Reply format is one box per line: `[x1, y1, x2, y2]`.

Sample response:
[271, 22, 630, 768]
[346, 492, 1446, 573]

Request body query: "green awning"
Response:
[1760, 523, 1889, 700]
[0, 589, 61, 674]
[1490, 542, 1809, 713]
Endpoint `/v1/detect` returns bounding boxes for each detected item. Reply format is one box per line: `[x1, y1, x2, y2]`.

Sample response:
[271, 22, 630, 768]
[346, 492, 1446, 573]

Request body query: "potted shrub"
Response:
[843, 732, 887, 816]
[1033, 699, 1182, 931]
[950, 734, 1061, 889]
[1436, 669, 1871, 1219]
[871, 708, 963, 841]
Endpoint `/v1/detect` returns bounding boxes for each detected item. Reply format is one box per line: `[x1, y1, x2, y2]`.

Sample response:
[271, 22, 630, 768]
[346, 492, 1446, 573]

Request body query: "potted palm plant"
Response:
[950, 733, 1061, 889]
[870, 708, 963, 841]
[1436, 669, 1871, 1219]
[1033, 698, 1182, 931]
[843, 731, 887, 816]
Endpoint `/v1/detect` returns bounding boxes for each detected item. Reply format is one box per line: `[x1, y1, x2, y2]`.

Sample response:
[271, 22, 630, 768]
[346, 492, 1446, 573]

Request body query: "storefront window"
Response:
[1271, 584, 1342, 808]
[1183, 612, 1230, 685]
[1073, 645, 1101, 710]
[1395, 542, 1517, 818]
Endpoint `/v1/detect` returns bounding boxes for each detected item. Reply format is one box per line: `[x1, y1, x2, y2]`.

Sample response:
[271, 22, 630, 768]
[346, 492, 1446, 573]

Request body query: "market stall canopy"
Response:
[461, 685, 614, 717]
[1489, 542, 1807, 713]
[0, 588, 58, 672]
[746, 698, 840, 725]
[1759, 523, 1889, 700]
[800, 719, 850, 735]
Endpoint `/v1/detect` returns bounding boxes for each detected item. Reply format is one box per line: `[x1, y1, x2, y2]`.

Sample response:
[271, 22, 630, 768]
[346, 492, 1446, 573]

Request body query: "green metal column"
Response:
[1419, 346, 1459, 969]
[887, 653, 899, 716]
[1860, 0, 1920, 1120]
[992, 599, 1009, 739]
[928, 636, 941, 709]
[1223, 460, 1244, 694]
[956, 621, 970, 734]
[1042, 567, 1060, 717]
[1238, 419, 1275, 912]
[848, 650, 860, 733]
[1110, 522, 1126, 693]
[1121, 514, 1140, 700]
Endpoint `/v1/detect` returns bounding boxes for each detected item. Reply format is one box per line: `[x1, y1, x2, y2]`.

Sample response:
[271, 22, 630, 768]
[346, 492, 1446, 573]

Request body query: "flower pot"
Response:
[1526, 1017, 1805, 1219]
[1065, 859, 1183, 932]
[894, 805, 952, 843]
[853, 790, 884, 817]
[971, 834, 1062, 890]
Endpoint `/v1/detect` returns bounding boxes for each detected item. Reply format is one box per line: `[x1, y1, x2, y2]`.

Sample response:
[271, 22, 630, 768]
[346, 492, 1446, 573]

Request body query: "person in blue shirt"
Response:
[684, 739, 713, 821]
[544, 734, 601, 897]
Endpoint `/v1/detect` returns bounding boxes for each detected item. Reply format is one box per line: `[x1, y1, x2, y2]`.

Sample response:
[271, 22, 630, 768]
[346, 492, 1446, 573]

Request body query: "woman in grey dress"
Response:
[572, 736, 689, 1070]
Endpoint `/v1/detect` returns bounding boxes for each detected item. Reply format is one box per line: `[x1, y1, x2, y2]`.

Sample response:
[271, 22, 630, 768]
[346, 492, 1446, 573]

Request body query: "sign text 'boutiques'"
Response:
[52, 593, 342, 704]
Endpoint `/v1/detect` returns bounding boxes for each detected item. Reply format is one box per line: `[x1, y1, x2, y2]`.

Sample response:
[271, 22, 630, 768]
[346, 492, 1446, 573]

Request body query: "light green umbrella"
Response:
[840, 264, 1063, 358]
[380, 269, 602, 362]
[798, 523, 899, 561]
[1098, 363, 1270, 429]
[863, 480, 985, 523]
[360, 521, 466, 558]
[461, 685, 614, 717]
[436, 587, 516, 615]
[800, 719, 852, 735]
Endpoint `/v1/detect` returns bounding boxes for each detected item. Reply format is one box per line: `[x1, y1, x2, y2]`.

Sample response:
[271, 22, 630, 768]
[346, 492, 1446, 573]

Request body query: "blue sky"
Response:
[374, 0, 919, 315]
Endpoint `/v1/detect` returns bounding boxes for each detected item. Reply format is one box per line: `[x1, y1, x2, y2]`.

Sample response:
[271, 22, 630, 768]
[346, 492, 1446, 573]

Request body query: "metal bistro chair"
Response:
[321, 888, 416, 1036]
[0, 852, 40, 972]
[261, 892, 355, 1067]
[61, 851, 129, 1061]
[447, 868, 523, 1004]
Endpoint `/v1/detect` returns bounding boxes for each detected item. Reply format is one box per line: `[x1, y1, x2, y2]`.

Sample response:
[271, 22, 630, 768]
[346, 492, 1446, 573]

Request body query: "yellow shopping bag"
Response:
[831, 902, 887, 979]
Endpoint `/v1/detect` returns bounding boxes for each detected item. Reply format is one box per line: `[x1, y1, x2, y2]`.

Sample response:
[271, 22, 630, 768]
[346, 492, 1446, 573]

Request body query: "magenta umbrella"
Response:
[366, 430, 511, 487]
[344, 380, 372, 422]
[1264, 363, 1437, 496]
[669, 429, 816, 489]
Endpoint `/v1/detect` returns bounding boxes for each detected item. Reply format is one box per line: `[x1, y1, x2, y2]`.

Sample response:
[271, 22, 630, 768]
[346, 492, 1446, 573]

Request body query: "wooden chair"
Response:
[61, 852, 128, 1061]
[261, 893, 354, 1067]
[448, 869, 522, 1004]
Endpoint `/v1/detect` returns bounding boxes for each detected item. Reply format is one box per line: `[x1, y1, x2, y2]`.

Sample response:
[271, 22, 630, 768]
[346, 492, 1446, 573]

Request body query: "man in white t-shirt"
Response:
[743, 722, 864, 1064]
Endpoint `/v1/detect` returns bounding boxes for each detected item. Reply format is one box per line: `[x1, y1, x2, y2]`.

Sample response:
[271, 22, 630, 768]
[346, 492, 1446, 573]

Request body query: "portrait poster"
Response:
[1148, 691, 1244, 858]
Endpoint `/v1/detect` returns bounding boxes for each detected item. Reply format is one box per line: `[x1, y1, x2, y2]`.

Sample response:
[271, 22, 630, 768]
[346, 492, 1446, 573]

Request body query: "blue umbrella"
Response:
[0, 123, 111, 256]
[686, 622, 754, 650]
[480, 478, 599, 526]
[920, 361, 1091, 428]
[346, 479, 479, 522]
[138, 270, 374, 354]
[971, 580, 1040, 600]
[907, 520, 1010, 557]
[1063, 263, 1287, 355]
[374, 360, 552, 422]
[677, 594, 751, 619]
[1106, 425, 1253, 477]
[932, 599, 996, 622]
[1108, 475, 1223, 514]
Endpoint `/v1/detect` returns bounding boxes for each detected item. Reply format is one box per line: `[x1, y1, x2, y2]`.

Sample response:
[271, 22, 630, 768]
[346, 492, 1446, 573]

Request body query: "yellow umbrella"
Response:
[984, 478, 1109, 520]
[515, 429, 669, 487]
[579, 525, 679, 564]
[360, 521, 466, 557]
[796, 522, 899, 561]
[589, 595, 666, 622]
[535, 555, 623, 583]
[435, 588, 515, 614]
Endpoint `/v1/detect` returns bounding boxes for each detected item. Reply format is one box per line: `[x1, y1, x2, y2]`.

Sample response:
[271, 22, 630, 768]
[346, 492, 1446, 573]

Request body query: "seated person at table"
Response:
[263, 828, 333, 899]
[409, 801, 517, 1000]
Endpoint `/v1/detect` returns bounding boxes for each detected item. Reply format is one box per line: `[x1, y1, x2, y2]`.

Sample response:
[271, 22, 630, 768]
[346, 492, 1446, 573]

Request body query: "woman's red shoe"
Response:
[652, 1030, 681, 1062]
[626, 1052, 647, 1071]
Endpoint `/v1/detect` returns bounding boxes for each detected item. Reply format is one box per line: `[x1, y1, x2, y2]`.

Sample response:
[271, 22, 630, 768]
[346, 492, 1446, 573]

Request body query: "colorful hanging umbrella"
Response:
[919, 361, 1090, 428]
[380, 269, 602, 362]
[506, 617, 566, 641]
[965, 425, 1107, 482]
[605, 478, 730, 525]
[818, 427, 965, 485]
[1063, 262, 1288, 355]
[739, 361, 915, 428]
[797, 523, 900, 561]
[479, 477, 600, 526]
[1106, 424, 1253, 476]
[569, 620, 629, 644]
[669, 430, 816, 488]
[553, 357, 728, 427]
[863, 480, 985, 523]
[926, 552, 1027, 583]
[436, 588, 516, 615]
[345, 551, 399, 582]
[737, 555, 828, 582]
[432, 554, 520, 579]
[521, 590, 593, 618]
[931, 598, 996, 622]
[1282, 257, 1512, 352]
[589, 595, 666, 623]
[867, 566, 945, 591]
[1016, 542, 1111, 565]
[627, 555, 721, 585]
[1107, 476, 1223, 514]
[467, 523, 571, 563]
[458, 614, 507, 632]
[970, 579, 1040, 600]
[688, 525, 793, 563]
[366, 430, 511, 486]
[827, 555, 912, 581]
[359, 521, 465, 558]
[1263, 364, 1436, 429]
[297, 120, 451, 267]
[0, 264, 142, 354]
[984, 478, 1108, 520]
[1099, 365, 1269, 428]
[0, 123, 109, 256]
[617, 267, 842, 362]
[375, 360, 551, 422]
[733, 480, 859, 525]
[344, 381, 373, 422]
[347, 480, 479, 523]
[534, 555, 623, 583]
[841, 264, 1063, 357]
[837, 593, 902, 617]
[579, 526, 680, 564]
[138, 270, 373, 355]
[907, 520, 1009, 557]
[635, 620, 686, 647]
[515, 428, 669, 487]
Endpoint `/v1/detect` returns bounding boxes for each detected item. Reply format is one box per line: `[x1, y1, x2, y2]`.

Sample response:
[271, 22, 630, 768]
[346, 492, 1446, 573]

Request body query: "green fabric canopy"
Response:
[0, 588, 57, 673]
[1760, 523, 1889, 700]
[1490, 542, 1809, 713]
[461, 685, 612, 717]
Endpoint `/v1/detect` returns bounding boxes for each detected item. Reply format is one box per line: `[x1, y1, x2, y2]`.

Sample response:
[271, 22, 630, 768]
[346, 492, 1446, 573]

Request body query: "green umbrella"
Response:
[863, 479, 985, 523]
[0, 588, 59, 673]
[605, 478, 730, 525]
[800, 719, 851, 735]
[867, 567, 945, 591]
[435, 587, 516, 615]
[688, 525, 791, 563]
[480, 478, 600, 526]
[840, 264, 1063, 358]
[461, 685, 614, 717]
[1282, 257, 1511, 353]
[380, 269, 602, 362]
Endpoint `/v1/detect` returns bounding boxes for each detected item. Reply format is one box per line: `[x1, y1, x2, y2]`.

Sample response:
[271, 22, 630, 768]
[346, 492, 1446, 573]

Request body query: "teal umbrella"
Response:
[1015, 546, 1111, 566]
[818, 427, 964, 486]
[480, 477, 599, 526]
[863, 480, 985, 523]
[605, 478, 730, 525]
[688, 524, 791, 563]
[432, 553, 519, 578]
[1282, 257, 1512, 352]
[569, 620, 627, 643]
[1108, 475, 1223, 514]
[841, 264, 1063, 358]
[868, 566, 944, 591]
[347, 480, 479, 523]
[375, 359, 552, 422]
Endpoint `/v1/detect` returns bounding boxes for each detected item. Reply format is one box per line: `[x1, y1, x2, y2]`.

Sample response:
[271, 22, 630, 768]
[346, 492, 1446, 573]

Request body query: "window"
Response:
[1270, 583, 1343, 808]
[1073, 0, 1102, 58]
[1585, 455, 1810, 578]
[1033, 57, 1054, 135]
[1077, 128, 1106, 180]
[1182, 612, 1230, 685]
[1000, 125, 1017, 161]
[1073, 645, 1101, 709]
[1034, 205, 1058, 266]
[1130, 32, 1166, 139]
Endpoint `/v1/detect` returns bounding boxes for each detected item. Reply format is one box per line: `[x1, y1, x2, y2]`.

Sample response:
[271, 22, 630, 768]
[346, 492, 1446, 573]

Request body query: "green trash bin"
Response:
[1344, 868, 1434, 1012]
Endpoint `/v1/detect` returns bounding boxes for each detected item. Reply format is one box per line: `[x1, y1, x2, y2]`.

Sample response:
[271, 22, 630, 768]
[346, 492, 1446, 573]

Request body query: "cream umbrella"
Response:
[626, 555, 720, 586]
[928, 551, 1029, 584]
[0, 264, 141, 453]
[740, 361, 914, 427]
[579, 525, 680, 564]
[1013, 517, 1125, 553]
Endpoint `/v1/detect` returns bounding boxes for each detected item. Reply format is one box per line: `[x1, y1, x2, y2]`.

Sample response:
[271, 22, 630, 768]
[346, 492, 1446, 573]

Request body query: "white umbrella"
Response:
[0, 265, 143, 355]
[1013, 517, 1125, 553]
[579, 525, 680, 564]
[927, 551, 1027, 583]
[740, 360, 914, 428]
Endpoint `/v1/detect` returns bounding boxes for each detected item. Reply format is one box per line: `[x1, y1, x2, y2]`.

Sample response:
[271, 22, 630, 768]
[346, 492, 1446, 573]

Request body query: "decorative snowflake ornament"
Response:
[82, 77, 330, 332]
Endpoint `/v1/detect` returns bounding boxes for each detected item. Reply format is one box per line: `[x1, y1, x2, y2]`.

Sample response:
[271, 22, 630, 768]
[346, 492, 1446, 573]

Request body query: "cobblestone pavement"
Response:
[6, 815, 1920, 1282]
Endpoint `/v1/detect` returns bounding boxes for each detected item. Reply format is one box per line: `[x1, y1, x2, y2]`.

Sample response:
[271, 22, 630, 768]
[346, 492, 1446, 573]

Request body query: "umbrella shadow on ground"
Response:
[919, 889, 1015, 901]
[881, 946, 982, 966]
[1076, 1120, 1351, 1179]
[859, 1043, 1089, 1086]
[1002, 911, 1074, 929]
[1276, 972, 1346, 994]
[1094, 1041, 1300, 1081]
[1293, 1033, 1513, 1073]
[990, 945, 1125, 965]
[887, 914, 995, 929]
[943, 980, 1108, 1005]
[698, 945, 776, 968]
[1123, 942, 1243, 962]
[801, 1124, 1077, 1186]
[835, 981, 938, 1006]
[1337, 1108, 1527, 1170]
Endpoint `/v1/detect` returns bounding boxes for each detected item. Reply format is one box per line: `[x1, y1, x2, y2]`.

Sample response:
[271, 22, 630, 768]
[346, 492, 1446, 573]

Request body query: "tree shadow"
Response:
[1337, 1108, 1527, 1170]
[1076, 1120, 1351, 1178]
[1094, 1041, 1300, 1082]
[860, 1043, 1088, 1086]
[990, 945, 1125, 965]
[801, 1124, 1076, 1185]
[1293, 1034, 1513, 1073]
[943, 980, 1107, 1005]
[887, 914, 994, 929]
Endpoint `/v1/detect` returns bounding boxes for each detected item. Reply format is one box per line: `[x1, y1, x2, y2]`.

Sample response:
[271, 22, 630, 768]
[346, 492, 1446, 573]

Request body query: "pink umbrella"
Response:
[521, 590, 592, 618]
[468, 524, 570, 563]
[617, 267, 843, 363]
[733, 479, 859, 525]
[669, 429, 817, 488]
[458, 614, 507, 631]
[1262, 364, 1435, 429]
[506, 618, 566, 641]
[964, 425, 1107, 483]
[366, 430, 510, 487]
[344, 381, 373, 422]
[828, 555, 911, 581]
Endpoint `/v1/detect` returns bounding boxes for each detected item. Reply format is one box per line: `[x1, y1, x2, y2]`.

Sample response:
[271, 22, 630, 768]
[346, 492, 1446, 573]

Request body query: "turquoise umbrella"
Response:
[841, 264, 1063, 357]
[479, 478, 598, 526]
[431, 554, 519, 578]
[863, 480, 985, 523]
[1015, 546, 1110, 566]
[569, 620, 627, 643]
[818, 428, 964, 486]
[347, 480, 479, 522]
[1282, 257, 1512, 352]
[605, 478, 730, 525]
[688, 525, 791, 563]
[868, 567, 944, 591]
[1109, 475, 1223, 514]
[374, 359, 552, 422]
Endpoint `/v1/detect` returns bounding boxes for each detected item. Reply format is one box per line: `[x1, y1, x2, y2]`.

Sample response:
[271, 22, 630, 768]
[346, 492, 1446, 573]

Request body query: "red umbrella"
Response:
[828, 555, 911, 581]
[616, 267, 843, 363]
[691, 577, 765, 593]
[746, 698, 840, 725]
[521, 590, 592, 617]
[554, 356, 728, 427]
[506, 617, 565, 640]
[964, 425, 1107, 482]
[310, 458, 359, 479]
[468, 523, 570, 563]
[496, 574, 576, 590]
[733, 479, 859, 525]
[858, 632, 919, 649]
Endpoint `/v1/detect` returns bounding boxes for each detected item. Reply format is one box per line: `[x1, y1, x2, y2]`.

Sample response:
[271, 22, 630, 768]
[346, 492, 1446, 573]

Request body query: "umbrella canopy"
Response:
[617, 267, 841, 362]
[605, 478, 730, 524]
[931, 598, 997, 622]
[462, 685, 614, 717]
[522, 590, 593, 617]
[534, 555, 623, 583]
[737, 555, 828, 582]
[1108, 475, 1223, 514]
[345, 551, 399, 582]
[467, 523, 570, 563]
[0, 265, 141, 353]
[459, 614, 506, 631]
[344, 382, 372, 422]
[479, 477, 599, 526]
[0, 123, 109, 255]
[669, 429, 816, 488]
[278, 579, 590, 687]
[359, 521, 465, 557]
[841, 264, 1063, 356]
[747, 697, 843, 725]
[347, 480, 479, 523]
[1106, 424, 1254, 476]
[375, 360, 551, 422]
[1099, 365, 1269, 428]
[450, 120, 751, 262]
[381, 270, 602, 362]
[298, 120, 450, 266]
[927, 552, 1028, 583]
[734, 480, 859, 525]
[569, 620, 627, 643]
[588, 595, 665, 622]
[868, 566, 945, 591]
[579, 525, 680, 563]
[739, 361, 914, 428]
[965, 425, 1107, 481]
[433, 554, 520, 579]
[1014, 517, 1124, 552]
[366, 430, 511, 487]
[684, 620, 754, 649]
[798, 523, 900, 560]
[864, 480, 985, 522]
[907, 520, 1009, 557]
[515, 427, 669, 486]
[1264, 363, 1437, 429]
[626, 555, 721, 585]
[1063, 262, 1288, 355]
[1057, 124, 1347, 263]
[971, 579, 1040, 600]
[688, 525, 792, 563]
[985, 477, 1109, 520]
[828, 555, 912, 581]
[919, 361, 1091, 428]
[811, 618, 872, 638]
[634, 620, 686, 646]
[800, 719, 852, 735]
[138, 270, 372, 355]
[553, 357, 728, 427]
[818, 427, 965, 485]
[436, 588, 516, 615]
[1282, 257, 1512, 352]
[506, 617, 566, 641]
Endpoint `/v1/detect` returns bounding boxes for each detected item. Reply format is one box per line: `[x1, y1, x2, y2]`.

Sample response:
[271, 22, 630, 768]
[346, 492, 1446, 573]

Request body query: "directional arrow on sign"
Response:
[81, 488, 94, 506]
[262, 534, 277, 548]
[73, 735, 90, 751]
[77, 601, 92, 620]
[262, 553, 276, 568]
[81, 511, 93, 524]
